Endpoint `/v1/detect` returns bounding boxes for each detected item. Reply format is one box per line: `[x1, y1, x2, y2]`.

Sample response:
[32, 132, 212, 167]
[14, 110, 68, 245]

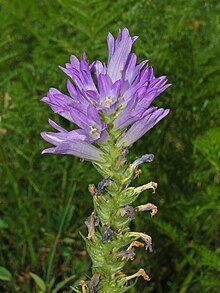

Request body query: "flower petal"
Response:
[107, 28, 134, 83]
[48, 119, 68, 133]
[43, 140, 105, 162]
[118, 108, 170, 146]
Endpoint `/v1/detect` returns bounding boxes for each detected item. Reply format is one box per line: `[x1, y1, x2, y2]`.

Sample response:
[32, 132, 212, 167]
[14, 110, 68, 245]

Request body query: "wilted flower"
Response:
[85, 211, 100, 241]
[102, 226, 114, 244]
[87, 273, 100, 293]
[127, 240, 145, 251]
[117, 205, 135, 220]
[134, 181, 158, 194]
[97, 176, 111, 195]
[114, 249, 135, 260]
[129, 232, 153, 252]
[135, 203, 158, 216]
[130, 154, 154, 171]
[125, 268, 150, 282]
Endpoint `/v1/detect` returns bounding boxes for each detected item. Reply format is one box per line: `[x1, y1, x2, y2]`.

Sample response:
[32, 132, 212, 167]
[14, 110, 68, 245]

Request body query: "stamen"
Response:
[89, 126, 97, 133]
[104, 96, 113, 107]
[89, 126, 101, 139]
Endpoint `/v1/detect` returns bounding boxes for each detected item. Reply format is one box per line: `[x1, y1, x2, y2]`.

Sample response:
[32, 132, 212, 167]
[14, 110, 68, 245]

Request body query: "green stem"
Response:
[17, 196, 37, 266]
[1, 150, 37, 267]
[46, 184, 75, 285]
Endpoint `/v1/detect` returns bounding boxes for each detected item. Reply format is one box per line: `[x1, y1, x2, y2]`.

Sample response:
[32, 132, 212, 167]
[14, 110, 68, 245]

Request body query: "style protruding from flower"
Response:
[41, 28, 170, 161]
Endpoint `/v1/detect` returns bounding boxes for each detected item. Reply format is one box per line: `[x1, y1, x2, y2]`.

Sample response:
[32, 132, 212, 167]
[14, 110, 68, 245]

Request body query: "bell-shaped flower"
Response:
[117, 107, 170, 146]
[69, 104, 108, 143]
[59, 53, 98, 94]
[41, 119, 105, 162]
[106, 28, 137, 83]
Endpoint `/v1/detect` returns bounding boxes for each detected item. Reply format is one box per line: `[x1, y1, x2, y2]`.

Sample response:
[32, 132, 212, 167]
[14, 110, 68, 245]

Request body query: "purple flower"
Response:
[97, 176, 111, 196]
[117, 107, 170, 147]
[41, 28, 170, 160]
[129, 232, 153, 252]
[114, 249, 135, 260]
[41, 120, 105, 162]
[117, 205, 135, 220]
[106, 28, 137, 83]
[59, 53, 97, 93]
[102, 226, 113, 244]
[87, 273, 100, 293]
[130, 154, 154, 170]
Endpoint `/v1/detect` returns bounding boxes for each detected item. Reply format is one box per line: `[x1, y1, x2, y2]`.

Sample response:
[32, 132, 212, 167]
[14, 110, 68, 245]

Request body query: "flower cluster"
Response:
[41, 28, 170, 160]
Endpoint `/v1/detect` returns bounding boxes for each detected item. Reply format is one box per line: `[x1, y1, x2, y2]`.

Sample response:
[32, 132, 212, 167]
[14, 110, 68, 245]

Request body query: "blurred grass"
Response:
[0, 0, 219, 292]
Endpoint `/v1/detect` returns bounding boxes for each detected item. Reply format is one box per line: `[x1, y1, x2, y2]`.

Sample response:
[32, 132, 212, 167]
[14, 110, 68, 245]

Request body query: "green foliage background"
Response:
[0, 0, 219, 292]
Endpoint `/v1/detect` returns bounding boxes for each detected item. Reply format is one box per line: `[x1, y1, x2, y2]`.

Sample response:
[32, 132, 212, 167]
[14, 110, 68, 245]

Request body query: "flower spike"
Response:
[41, 27, 170, 292]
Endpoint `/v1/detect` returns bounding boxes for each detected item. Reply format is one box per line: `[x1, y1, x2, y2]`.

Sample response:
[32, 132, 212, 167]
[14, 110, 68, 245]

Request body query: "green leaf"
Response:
[179, 271, 194, 293]
[48, 277, 56, 291]
[0, 219, 9, 229]
[52, 274, 76, 293]
[29, 272, 46, 292]
[150, 217, 182, 241]
[70, 286, 81, 293]
[0, 266, 12, 281]
[193, 245, 220, 272]
[193, 127, 220, 171]
[62, 237, 74, 244]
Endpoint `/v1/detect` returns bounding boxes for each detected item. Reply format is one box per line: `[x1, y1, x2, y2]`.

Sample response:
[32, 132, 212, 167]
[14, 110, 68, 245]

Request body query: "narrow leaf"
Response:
[0, 267, 12, 281]
[52, 274, 76, 293]
[29, 273, 46, 291]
